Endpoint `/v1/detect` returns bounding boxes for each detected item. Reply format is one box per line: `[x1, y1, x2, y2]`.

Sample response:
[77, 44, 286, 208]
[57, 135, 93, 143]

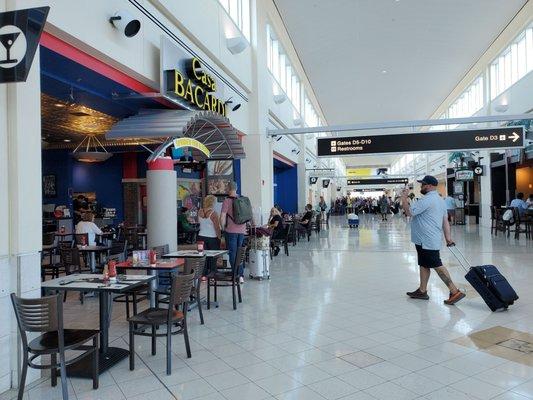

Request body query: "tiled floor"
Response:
[2, 214, 533, 400]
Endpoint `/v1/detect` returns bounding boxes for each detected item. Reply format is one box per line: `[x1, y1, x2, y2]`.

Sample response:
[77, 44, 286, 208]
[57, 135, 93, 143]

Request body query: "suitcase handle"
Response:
[447, 243, 471, 273]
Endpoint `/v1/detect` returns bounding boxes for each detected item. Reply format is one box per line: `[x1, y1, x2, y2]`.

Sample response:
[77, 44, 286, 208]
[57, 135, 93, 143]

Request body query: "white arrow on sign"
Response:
[508, 132, 520, 142]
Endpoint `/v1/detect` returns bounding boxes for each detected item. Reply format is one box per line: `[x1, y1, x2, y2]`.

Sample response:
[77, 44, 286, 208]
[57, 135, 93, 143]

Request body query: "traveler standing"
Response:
[318, 196, 327, 217]
[378, 195, 389, 221]
[198, 195, 221, 276]
[220, 181, 250, 284]
[401, 175, 465, 305]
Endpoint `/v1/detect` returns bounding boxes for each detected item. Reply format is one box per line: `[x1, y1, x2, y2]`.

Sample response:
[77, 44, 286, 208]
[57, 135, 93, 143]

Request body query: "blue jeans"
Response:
[225, 232, 245, 277]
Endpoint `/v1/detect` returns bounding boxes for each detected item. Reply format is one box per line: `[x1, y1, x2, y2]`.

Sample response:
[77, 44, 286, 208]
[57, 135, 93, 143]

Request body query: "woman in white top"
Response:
[198, 195, 221, 276]
[75, 212, 103, 245]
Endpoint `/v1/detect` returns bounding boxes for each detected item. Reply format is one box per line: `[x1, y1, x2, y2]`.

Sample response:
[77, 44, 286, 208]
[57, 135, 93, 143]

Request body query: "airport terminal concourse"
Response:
[0, 1, 532, 400]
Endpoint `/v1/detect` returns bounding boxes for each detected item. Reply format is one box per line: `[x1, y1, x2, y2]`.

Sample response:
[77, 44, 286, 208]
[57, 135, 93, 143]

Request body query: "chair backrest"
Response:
[107, 253, 125, 263]
[42, 232, 56, 246]
[110, 240, 128, 259]
[75, 233, 89, 246]
[152, 244, 169, 259]
[233, 246, 246, 275]
[11, 293, 62, 335]
[59, 240, 74, 249]
[168, 272, 195, 312]
[60, 247, 81, 267]
[184, 257, 205, 280]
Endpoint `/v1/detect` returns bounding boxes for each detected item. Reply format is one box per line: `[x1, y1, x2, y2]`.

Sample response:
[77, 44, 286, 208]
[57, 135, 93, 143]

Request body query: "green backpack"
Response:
[231, 196, 253, 224]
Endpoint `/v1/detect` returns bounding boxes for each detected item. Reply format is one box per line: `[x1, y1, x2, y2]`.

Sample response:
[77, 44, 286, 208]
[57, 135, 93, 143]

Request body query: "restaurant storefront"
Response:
[1, 1, 251, 392]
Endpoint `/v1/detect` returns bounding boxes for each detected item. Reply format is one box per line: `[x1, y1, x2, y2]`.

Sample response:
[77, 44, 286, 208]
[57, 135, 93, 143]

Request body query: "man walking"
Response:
[401, 175, 465, 305]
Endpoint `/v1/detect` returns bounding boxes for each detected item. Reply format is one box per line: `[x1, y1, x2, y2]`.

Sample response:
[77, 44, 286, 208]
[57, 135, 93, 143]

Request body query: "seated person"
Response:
[347, 212, 359, 228]
[178, 207, 199, 243]
[268, 207, 284, 256]
[299, 204, 314, 229]
[510, 193, 528, 217]
[75, 212, 102, 245]
[527, 194, 533, 209]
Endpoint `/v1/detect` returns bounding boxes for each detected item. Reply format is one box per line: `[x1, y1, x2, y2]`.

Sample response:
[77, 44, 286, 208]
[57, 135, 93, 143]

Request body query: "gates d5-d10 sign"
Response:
[317, 127, 525, 157]
[347, 178, 408, 186]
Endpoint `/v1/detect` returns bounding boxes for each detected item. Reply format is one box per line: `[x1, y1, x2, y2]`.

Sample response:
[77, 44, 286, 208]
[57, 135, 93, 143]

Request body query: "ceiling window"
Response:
[448, 76, 484, 123]
[304, 94, 320, 127]
[218, 0, 251, 41]
[490, 23, 533, 100]
[267, 24, 303, 117]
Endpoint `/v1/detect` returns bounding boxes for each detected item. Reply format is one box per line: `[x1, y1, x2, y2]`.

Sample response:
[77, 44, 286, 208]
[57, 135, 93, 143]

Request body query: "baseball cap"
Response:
[417, 175, 439, 186]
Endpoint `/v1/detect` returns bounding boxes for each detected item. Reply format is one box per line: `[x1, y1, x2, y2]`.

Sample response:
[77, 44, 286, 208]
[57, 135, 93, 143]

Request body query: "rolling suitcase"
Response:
[448, 245, 518, 311]
[248, 249, 270, 280]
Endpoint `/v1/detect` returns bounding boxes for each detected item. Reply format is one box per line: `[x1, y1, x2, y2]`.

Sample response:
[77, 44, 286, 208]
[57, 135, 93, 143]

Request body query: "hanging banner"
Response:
[0, 7, 49, 83]
[317, 127, 525, 157]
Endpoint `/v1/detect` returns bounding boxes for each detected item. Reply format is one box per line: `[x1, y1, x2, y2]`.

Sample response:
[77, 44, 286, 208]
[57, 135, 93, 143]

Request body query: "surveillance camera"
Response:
[110, 11, 141, 38]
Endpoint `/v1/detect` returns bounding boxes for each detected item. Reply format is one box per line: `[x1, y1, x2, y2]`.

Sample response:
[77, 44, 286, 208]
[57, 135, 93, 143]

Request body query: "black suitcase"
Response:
[449, 246, 518, 312]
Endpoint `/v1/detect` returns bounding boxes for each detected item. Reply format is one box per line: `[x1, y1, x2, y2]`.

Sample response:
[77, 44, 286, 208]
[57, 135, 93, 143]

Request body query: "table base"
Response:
[66, 347, 129, 378]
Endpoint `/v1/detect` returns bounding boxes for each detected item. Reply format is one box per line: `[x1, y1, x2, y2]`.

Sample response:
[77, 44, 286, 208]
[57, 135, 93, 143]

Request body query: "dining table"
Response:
[41, 273, 155, 378]
[115, 258, 184, 306]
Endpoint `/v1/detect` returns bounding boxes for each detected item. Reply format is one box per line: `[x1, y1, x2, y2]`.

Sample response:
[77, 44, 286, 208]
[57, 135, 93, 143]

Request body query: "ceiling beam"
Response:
[267, 114, 533, 136]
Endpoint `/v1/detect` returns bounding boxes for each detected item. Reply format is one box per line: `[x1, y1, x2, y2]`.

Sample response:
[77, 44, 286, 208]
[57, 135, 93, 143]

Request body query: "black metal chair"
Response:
[113, 243, 156, 319]
[128, 272, 195, 375]
[156, 257, 205, 325]
[11, 293, 99, 400]
[270, 224, 292, 258]
[207, 247, 244, 310]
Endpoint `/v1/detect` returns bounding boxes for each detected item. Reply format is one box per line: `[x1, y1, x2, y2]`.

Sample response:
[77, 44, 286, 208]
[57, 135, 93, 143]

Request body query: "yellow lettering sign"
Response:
[173, 137, 211, 157]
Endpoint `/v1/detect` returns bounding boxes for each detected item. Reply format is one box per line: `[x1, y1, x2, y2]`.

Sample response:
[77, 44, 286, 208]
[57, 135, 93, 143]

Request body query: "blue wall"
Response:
[42, 150, 73, 208]
[42, 149, 125, 222]
[273, 160, 298, 213]
[72, 154, 125, 222]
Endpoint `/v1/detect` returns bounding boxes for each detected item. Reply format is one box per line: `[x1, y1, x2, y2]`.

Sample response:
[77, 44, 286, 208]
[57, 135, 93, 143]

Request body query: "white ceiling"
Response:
[274, 0, 527, 168]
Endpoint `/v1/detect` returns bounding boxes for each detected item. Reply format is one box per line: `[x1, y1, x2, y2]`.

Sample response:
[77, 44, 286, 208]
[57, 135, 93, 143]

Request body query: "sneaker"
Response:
[406, 288, 429, 300]
[444, 290, 465, 305]
[239, 276, 244, 284]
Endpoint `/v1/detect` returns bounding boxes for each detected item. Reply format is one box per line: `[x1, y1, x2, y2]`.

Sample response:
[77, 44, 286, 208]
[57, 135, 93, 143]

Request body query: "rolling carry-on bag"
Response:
[448, 244, 518, 311]
[248, 249, 270, 280]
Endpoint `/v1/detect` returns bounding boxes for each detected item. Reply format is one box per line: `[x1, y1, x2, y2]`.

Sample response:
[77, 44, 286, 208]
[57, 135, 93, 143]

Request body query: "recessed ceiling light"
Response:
[381, 70, 388, 74]
[54, 103, 65, 107]
[63, 139, 71, 142]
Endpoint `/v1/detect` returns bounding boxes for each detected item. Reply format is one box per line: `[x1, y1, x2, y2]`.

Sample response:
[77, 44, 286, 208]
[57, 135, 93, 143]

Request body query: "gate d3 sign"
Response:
[317, 127, 525, 157]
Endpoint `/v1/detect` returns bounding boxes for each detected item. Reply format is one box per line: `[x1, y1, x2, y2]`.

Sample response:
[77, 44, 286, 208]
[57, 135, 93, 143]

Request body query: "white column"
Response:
[240, 0, 273, 224]
[297, 136, 307, 212]
[146, 160, 177, 252]
[479, 151, 492, 228]
[1, 42, 43, 391]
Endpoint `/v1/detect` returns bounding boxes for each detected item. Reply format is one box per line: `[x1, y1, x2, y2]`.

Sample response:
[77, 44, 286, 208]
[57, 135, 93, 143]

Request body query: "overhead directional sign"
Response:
[317, 127, 525, 157]
[347, 178, 408, 186]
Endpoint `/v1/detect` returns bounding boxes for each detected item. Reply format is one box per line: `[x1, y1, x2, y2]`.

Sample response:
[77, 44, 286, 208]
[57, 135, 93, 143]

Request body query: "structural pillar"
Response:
[478, 151, 493, 228]
[1, 41, 43, 391]
[146, 158, 177, 252]
[297, 135, 307, 212]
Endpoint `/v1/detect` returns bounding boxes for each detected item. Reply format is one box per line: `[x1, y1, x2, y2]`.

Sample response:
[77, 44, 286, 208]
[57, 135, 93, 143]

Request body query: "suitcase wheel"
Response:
[249, 274, 253, 279]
